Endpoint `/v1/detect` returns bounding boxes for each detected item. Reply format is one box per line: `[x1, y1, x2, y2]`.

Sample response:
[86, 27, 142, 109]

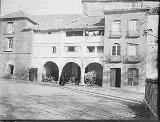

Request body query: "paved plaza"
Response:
[0, 78, 150, 120]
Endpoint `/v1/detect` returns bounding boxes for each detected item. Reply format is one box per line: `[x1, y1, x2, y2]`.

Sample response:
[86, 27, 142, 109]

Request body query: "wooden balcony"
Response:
[126, 30, 140, 38]
[123, 56, 140, 63]
[109, 31, 122, 38]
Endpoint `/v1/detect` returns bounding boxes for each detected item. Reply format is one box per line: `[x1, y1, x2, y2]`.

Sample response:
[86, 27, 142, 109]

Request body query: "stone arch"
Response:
[85, 62, 103, 86]
[60, 62, 81, 86]
[43, 61, 59, 81]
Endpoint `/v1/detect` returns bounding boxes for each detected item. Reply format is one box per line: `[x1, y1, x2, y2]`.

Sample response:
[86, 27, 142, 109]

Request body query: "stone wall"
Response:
[0, 19, 33, 80]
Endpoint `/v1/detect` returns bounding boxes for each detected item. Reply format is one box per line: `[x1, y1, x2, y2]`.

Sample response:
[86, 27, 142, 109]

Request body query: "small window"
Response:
[6, 22, 14, 34]
[112, 43, 120, 56]
[52, 46, 56, 53]
[112, 20, 121, 32]
[128, 68, 139, 86]
[4, 37, 13, 52]
[66, 31, 83, 37]
[128, 20, 139, 31]
[68, 46, 75, 52]
[97, 46, 104, 53]
[128, 44, 137, 56]
[87, 46, 95, 53]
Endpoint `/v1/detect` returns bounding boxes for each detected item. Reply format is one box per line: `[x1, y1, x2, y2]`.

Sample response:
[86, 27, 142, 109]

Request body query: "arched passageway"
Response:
[43, 61, 59, 81]
[85, 63, 103, 86]
[60, 62, 81, 86]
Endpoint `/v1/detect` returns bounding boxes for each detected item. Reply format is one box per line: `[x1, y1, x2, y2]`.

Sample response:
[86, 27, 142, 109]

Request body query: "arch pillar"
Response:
[58, 67, 63, 83]
[80, 67, 85, 85]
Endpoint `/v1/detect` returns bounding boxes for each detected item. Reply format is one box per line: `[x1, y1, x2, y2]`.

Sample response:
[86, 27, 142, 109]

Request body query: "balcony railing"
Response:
[103, 55, 121, 63]
[123, 55, 140, 63]
[109, 31, 122, 38]
[126, 30, 140, 38]
[84, 36, 104, 43]
[3, 33, 15, 38]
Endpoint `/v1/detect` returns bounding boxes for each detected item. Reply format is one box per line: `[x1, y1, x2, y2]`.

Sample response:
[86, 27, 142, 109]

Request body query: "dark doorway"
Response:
[60, 62, 81, 86]
[85, 63, 103, 87]
[9, 64, 14, 74]
[44, 61, 59, 81]
[110, 68, 121, 87]
[29, 68, 37, 81]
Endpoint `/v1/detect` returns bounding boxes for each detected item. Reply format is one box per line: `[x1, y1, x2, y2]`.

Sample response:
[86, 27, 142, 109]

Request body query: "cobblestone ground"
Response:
[0, 79, 150, 120]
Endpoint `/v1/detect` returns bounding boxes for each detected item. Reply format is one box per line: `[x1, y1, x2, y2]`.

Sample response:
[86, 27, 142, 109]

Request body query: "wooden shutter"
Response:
[117, 45, 120, 55]
[112, 46, 116, 55]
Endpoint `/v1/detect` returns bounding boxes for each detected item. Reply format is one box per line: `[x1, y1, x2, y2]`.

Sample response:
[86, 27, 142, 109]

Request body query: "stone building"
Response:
[0, 11, 104, 86]
[103, 8, 150, 92]
[0, 0, 159, 93]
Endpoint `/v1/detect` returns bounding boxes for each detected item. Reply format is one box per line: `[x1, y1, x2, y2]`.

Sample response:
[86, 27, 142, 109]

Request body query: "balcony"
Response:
[84, 36, 104, 43]
[109, 31, 122, 38]
[3, 32, 15, 38]
[103, 55, 121, 63]
[65, 36, 84, 43]
[126, 30, 140, 38]
[123, 56, 140, 63]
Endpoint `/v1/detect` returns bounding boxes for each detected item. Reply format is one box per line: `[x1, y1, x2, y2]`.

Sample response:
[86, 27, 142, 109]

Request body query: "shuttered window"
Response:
[6, 22, 14, 34]
[128, 20, 139, 31]
[112, 20, 121, 32]
[128, 68, 139, 86]
[128, 44, 137, 56]
[112, 44, 120, 56]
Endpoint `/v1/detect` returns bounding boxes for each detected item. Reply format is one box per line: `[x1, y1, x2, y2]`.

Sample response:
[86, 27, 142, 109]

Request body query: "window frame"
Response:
[6, 21, 14, 34]
[111, 20, 121, 32]
[87, 46, 95, 53]
[127, 43, 137, 56]
[128, 68, 139, 86]
[128, 19, 139, 31]
[4, 37, 13, 52]
[52, 46, 56, 53]
[111, 43, 120, 56]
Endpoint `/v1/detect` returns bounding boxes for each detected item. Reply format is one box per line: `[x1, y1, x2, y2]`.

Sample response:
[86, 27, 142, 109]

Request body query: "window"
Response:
[68, 46, 75, 52]
[97, 46, 104, 53]
[128, 44, 137, 56]
[66, 31, 83, 37]
[6, 22, 14, 34]
[4, 37, 13, 52]
[128, 68, 139, 86]
[87, 46, 95, 53]
[112, 20, 121, 32]
[52, 46, 56, 53]
[112, 44, 120, 56]
[128, 20, 139, 31]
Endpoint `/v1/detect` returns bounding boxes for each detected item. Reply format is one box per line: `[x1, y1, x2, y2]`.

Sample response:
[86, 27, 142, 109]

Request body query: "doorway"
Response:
[110, 68, 121, 87]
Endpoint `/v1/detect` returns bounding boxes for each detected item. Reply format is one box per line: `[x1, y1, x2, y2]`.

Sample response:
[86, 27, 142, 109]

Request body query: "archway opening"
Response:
[60, 62, 81, 86]
[85, 63, 103, 87]
[43, 61, 59, 81]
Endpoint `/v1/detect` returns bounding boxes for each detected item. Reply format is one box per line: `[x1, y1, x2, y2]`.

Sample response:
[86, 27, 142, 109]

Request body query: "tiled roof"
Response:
[103, 7, 150, 14]
[2, 11, 104, 31]
[3, 10, 30, 19]
[29, 15, 104, 31]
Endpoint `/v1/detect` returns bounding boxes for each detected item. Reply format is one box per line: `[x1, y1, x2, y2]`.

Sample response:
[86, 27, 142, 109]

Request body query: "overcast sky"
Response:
[1, 0, 83, 15]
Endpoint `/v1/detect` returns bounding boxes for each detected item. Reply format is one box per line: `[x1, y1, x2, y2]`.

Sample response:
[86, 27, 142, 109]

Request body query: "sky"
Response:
[1, 0, 83, 15]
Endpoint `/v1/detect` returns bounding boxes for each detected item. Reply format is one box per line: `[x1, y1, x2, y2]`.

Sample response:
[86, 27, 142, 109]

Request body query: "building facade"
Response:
[0, 0, 159, 93]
